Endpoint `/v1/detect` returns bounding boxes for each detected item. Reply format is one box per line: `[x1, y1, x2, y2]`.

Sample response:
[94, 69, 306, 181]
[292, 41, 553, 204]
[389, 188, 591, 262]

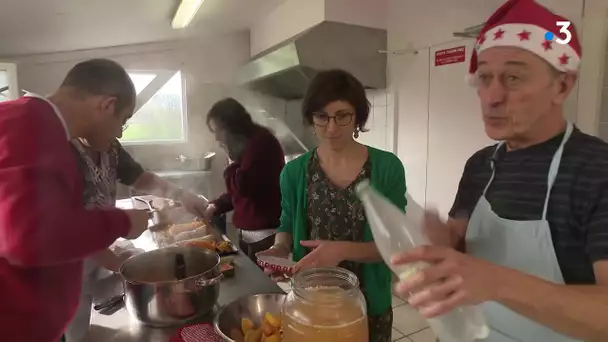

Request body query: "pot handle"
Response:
[195, 273, 224, 287]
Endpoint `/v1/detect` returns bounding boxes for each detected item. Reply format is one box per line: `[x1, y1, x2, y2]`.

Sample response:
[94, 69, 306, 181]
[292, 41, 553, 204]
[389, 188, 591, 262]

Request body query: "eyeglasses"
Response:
[312, 111, 354, 127]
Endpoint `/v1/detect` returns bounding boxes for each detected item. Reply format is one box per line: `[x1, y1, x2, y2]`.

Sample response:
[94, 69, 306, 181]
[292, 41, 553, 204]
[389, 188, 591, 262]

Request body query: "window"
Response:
[0, 71, 9, 102]
[0, 62, 18, 103]
[120, 70, 187, 145]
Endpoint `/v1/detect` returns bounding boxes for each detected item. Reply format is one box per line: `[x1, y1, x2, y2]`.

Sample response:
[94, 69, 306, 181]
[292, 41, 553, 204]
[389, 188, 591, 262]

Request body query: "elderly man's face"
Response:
[475, 47, 575, 142]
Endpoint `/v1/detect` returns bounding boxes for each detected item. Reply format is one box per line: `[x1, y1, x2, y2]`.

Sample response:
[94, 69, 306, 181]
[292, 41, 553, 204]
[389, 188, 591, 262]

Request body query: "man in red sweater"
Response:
[0, 59, 149, 341]
[203, 98, 285, 261]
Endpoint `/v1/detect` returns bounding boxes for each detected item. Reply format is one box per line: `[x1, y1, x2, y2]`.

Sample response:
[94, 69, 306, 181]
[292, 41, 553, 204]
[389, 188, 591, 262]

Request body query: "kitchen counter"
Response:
[153, 170, 212, 179]
[91, 200, 281, 341]
[89, 251, 284, 342]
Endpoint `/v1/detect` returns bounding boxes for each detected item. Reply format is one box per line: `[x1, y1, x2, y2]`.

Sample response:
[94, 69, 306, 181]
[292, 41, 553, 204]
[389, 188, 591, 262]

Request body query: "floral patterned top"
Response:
[71, 139, 144, 209]
[305, 150, 392, 342]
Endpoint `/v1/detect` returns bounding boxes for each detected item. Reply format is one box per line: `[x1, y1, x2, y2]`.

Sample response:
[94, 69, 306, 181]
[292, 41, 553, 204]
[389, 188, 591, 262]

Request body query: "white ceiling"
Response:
[0, 0, 286, 57]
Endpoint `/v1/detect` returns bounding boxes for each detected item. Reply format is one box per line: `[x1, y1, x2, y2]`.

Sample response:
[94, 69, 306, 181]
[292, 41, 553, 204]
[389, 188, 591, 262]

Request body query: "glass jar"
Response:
[282, 267, 368, 342]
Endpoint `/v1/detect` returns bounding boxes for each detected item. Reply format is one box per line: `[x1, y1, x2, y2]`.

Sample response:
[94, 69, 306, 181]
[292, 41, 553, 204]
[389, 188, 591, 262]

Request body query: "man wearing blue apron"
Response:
[393, 0, 608, 341]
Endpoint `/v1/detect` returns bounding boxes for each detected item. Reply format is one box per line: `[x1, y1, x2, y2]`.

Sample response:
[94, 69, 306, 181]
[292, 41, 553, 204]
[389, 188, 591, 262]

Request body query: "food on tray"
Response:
[169, 221, 205, 235]
[185, 238, 234, 254]
[240, 313, 282, 342]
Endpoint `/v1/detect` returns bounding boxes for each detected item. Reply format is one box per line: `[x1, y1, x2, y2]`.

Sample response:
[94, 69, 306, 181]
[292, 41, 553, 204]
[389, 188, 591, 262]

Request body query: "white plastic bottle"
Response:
[356, 180, 489, 342]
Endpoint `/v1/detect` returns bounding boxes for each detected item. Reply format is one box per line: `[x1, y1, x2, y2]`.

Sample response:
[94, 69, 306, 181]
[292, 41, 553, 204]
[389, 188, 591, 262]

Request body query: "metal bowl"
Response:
[214, 293, 286, 341]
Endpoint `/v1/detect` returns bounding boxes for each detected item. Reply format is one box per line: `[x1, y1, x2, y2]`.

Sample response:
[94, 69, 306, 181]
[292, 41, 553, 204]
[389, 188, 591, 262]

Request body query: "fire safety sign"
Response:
[435, 46, 466, 66]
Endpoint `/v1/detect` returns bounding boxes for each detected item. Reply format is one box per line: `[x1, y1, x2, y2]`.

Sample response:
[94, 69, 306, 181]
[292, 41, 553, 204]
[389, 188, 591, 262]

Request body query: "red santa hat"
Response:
[467, 0, 582, 85]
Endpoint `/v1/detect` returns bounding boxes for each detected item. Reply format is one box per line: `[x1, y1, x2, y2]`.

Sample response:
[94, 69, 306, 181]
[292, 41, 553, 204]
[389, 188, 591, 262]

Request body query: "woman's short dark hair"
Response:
[206, 98, 258, 137]
[302, 69, 370, 132]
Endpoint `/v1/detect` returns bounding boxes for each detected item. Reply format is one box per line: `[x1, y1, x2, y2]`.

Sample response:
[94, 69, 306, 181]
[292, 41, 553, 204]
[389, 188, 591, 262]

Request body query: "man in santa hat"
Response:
[393, 0, 608, 341]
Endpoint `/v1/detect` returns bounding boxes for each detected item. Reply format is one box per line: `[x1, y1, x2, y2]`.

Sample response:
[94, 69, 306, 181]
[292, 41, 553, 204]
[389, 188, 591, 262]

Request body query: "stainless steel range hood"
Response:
[238, 21, 387, 99]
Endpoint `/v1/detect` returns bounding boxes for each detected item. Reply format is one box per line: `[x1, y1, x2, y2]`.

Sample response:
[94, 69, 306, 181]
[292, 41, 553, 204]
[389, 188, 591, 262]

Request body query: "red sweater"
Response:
[213, 128, 285, 230]
[0, 97, 130, 341]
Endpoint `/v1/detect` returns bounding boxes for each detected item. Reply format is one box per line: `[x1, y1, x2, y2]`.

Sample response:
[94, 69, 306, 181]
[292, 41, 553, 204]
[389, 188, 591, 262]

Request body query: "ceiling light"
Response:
[171, 0, 205, 29]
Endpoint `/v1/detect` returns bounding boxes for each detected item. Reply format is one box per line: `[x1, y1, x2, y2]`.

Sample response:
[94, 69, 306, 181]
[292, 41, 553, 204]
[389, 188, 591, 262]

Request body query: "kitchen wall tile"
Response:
[374, 90, 388, 106]
[374, 106, 388, 127]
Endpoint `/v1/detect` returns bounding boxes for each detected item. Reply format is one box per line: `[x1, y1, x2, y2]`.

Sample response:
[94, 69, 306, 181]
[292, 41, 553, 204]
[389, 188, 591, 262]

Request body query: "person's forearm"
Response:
[131, 171, 183, 200]
[342, 242, 383, 263]
[211, 192, 233, 214]
[496, 268, 608, 341]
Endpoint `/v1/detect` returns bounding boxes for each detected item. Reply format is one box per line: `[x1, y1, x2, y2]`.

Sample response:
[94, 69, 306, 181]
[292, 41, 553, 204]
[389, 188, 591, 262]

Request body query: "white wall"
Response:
[387, 0, 587, 217]
[582, 0, 608, 139]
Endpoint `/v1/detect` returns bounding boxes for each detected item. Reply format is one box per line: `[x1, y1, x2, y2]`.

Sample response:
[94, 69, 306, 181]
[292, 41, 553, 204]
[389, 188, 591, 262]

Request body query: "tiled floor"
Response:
[391, 293, 436, 342]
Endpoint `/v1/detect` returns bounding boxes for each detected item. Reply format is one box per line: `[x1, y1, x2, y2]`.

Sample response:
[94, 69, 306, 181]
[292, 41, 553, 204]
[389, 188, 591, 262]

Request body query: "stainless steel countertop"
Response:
[91, 198, 282, 341]
[153, 170, 212, 178]
[89, 252, 284, 342]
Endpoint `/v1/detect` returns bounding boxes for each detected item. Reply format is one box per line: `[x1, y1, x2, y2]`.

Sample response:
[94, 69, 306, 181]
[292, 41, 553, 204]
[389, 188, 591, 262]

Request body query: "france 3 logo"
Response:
[544, 21, 572, 45]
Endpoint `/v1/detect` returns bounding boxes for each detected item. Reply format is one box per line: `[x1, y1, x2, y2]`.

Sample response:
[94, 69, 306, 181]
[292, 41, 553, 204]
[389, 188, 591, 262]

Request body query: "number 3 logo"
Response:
[555, 21, 572, 45]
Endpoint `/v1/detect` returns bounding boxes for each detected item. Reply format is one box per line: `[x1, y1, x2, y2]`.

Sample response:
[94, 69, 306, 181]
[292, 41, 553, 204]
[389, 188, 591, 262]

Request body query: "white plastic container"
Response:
[356, 180, 489, 342]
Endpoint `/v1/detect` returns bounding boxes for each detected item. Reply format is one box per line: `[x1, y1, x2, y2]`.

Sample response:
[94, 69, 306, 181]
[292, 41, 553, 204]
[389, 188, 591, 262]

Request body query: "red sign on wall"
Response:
[435, 46, 466, 66]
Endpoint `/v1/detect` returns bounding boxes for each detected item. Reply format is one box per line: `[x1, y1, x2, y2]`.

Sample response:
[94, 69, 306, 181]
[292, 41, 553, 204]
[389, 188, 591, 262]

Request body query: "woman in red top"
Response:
[203, 98, 285, 261]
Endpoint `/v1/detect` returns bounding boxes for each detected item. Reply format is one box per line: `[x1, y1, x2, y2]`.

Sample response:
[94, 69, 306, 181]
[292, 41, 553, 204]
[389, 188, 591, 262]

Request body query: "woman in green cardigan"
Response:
[257, 69, 407, 342]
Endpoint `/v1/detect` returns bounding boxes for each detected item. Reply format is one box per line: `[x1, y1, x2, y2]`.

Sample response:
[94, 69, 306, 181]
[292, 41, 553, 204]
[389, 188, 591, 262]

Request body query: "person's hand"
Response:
[123, 210, 149, 239]
[256, 245, 291, 282]
[392, 246, 509, 318]
[105, 249, 139, 273]
[180, 191, 208, 217]
[202, 203, 218, 221]
[292, 240, 347, 272]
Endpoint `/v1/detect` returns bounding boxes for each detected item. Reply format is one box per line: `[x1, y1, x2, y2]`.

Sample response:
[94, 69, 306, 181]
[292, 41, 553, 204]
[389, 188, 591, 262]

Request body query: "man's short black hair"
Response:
[302, 69, 370, 132]
[206, 98, 259, 137]
[61, 58, 136, 112]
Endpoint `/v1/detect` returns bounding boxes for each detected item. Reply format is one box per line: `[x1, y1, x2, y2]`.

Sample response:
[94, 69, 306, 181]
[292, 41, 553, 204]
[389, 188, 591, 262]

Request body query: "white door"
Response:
[0, 62, 18, 102]
[425, 40, 494, 219]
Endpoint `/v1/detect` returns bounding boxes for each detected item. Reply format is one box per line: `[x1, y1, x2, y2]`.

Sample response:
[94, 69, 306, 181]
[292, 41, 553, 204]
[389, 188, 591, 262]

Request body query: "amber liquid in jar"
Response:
[282, 267, 368, 342]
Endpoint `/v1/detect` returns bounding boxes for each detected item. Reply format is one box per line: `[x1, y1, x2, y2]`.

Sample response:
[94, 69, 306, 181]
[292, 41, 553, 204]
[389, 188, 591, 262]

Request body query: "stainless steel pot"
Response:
[119, 246, 222, 327]
[176, 152, 215, 171]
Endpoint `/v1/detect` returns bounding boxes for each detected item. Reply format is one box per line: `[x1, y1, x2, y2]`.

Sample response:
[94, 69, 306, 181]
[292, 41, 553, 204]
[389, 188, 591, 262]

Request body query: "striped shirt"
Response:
[450, 127, 608, 284]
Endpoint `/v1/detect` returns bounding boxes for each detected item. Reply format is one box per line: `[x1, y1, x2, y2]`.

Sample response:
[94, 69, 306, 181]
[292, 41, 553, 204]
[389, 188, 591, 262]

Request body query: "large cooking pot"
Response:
[119, 246, 222, 327]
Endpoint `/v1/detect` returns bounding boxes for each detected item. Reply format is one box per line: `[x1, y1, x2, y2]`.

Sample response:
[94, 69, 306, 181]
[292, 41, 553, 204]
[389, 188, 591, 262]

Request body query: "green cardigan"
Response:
[277, 146, 407, 315]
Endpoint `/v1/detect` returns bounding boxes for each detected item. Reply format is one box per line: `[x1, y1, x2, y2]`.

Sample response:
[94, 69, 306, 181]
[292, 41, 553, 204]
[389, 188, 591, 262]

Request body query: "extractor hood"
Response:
[238, 21, 387, 99]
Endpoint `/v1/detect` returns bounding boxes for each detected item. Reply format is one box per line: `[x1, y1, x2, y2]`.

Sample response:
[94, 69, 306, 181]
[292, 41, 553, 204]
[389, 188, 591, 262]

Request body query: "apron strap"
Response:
[482, 142, 505, 196]
[541, 121, 574, 220]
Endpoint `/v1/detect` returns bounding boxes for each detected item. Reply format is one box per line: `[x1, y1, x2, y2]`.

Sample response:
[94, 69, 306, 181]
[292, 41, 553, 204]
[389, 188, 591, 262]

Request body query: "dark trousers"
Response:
[237, 231, 275, 263]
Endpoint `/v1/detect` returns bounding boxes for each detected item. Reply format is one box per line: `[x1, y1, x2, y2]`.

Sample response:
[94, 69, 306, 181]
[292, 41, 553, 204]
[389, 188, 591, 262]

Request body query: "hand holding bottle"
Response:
[392, 246, 507, 318]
